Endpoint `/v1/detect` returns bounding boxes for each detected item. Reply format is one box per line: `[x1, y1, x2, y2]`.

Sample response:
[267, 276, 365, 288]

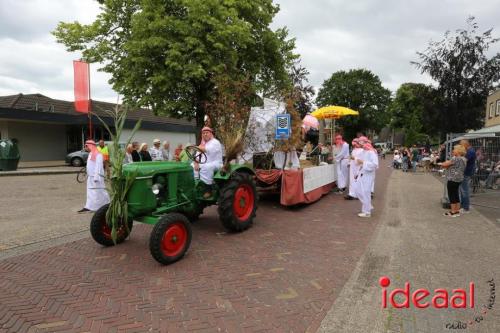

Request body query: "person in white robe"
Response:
[195, 127, 223, 198]
[345, 138, 363, 200]
[78, 140, 110, 213]
[354, 139, 379, 218]
[334, 134, 350, 193]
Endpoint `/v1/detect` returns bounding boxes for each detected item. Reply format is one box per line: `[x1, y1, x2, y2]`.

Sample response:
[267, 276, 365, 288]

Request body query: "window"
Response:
[489, 103, 494, 118]
[497, 100, 500, 116]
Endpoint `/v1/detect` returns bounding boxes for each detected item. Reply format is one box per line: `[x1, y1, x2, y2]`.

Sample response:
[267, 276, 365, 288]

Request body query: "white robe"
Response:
[200, 138, 223, 185]
[335, 142, 350, 189]
[348, 147, 363, 197]
[85, 153, 110, 211]
[354, 149, 379, 214]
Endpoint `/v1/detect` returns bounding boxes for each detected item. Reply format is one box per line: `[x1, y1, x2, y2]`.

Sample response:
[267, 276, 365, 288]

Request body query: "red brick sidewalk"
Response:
[0, 165, 391, 333]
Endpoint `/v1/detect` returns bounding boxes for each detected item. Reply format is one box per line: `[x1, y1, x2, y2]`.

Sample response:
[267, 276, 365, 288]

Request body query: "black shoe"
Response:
[77, 208, 91, 213]
[344, 195, 354, 200]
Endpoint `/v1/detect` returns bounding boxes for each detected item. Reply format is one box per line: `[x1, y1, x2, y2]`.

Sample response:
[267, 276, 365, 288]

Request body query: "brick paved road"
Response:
[0, 174, 89, 255]
[0, 165, 390, 333]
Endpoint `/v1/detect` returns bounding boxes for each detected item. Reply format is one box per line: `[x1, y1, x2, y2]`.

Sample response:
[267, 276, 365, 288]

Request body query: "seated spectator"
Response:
[124, 144, 134, 164]
[485, 161, 500, 189]
[131, 141, 141, 162]
[139, 143, 152, 161]
[393, 151, 402, 169]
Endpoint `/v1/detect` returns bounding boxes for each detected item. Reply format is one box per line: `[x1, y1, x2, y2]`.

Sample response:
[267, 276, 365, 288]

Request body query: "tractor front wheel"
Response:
[218, 172, 258, 232]
[90, 204, 133, 246]
[149, 213, 192, 265]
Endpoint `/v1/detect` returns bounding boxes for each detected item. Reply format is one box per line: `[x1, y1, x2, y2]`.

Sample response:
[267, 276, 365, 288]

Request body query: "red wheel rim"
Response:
[233, 184, 254, 221]
[161, 222, 187, 257]
[101, 218, 126, 239]
[101, 219, 112, 239]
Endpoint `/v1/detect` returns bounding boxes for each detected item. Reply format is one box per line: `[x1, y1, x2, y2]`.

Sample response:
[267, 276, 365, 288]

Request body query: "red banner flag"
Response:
[73, 60, 91, 113]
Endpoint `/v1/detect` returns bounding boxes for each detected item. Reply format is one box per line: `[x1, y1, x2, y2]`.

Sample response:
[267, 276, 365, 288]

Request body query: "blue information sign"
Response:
[275, 114, 291, 139]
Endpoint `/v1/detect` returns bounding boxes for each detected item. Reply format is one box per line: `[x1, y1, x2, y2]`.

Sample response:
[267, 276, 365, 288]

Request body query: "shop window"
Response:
[489, 102, 494, 118]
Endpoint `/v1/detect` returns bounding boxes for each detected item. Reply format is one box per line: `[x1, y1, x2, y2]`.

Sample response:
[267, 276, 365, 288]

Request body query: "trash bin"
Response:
[0, 139, 20, 171]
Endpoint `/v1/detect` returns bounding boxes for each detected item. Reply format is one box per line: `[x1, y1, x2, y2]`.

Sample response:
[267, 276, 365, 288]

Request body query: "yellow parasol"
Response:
[311, 105, 359, 143]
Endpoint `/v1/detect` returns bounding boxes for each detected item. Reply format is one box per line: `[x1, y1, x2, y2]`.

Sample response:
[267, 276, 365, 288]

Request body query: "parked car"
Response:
[66, 149, 89, 167]
[66, 142, 127, 167]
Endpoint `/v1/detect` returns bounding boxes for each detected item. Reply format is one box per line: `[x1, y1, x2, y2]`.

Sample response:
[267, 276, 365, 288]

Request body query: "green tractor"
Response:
[90, 146, 257, 265]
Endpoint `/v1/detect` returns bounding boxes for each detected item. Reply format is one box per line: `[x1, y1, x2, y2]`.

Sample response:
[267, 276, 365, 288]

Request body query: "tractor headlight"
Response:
[152, 183, 163, 195]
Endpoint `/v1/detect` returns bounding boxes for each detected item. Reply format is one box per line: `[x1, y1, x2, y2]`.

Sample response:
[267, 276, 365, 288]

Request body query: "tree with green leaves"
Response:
[412, 16, 500, 134]
[388, 82, 440, 145]
[53, 0, 297, 138]
[288, 63, 315, 118]
[315, 69, 391, 140]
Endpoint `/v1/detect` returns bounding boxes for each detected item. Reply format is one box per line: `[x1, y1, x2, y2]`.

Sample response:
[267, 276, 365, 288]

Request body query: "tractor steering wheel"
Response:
[185, 145, 208, 164]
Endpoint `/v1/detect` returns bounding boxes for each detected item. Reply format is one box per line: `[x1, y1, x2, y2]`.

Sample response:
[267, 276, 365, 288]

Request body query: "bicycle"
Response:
[76, 167, 87, 183]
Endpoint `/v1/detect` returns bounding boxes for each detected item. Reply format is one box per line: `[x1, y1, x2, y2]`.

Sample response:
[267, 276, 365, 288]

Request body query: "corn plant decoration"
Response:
[94, 104, 141, 244]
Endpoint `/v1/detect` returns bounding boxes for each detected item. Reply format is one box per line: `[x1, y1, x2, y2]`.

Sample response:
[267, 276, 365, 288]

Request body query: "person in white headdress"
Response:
[345, 138, 363, 200]
[354, 137, 379, 218]
[78, 140, 110, 213]
[194, 127, 223, 198]
[334, 134, 350, 193]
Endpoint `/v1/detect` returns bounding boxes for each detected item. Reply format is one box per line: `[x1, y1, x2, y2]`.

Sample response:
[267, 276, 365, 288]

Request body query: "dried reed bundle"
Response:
[206, 75, 254, 172]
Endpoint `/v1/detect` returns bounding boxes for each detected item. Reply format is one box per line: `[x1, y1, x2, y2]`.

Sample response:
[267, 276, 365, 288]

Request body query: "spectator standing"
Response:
[401, 147, 409, 172]
[178, 143, 191, 162]
[140, 143, 152, 161]
[439, 144, 467, 217]
[438, 144, 446, 163]
[459, 140, 476, 213]
[149, 139, 164, 161]
[131, 141, 141, 162]
[174, 144, 184, 161]
[97, 139, 110, 178]
[161, 141, 170, 161]
[411, 144, 419, 172]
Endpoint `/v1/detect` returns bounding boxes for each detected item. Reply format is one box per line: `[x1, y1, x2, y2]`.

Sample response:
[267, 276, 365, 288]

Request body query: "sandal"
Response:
[443, 211, 460, 217]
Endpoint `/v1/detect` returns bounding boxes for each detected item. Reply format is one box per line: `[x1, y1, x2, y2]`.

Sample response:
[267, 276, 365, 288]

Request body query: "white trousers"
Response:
[336, 159, 349, 189]
[200, 161, 222, 185]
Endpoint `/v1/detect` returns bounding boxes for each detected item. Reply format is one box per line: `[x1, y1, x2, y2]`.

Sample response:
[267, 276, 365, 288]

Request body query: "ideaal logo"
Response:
[379, 276, 496, 330]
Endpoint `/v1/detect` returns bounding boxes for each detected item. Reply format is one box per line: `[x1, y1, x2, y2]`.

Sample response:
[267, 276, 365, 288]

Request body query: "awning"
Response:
[446, 125, 499, 143]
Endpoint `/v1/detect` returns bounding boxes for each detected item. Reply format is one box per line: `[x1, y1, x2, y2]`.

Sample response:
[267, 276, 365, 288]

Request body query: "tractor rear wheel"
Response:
[149, 213, 192, 265]
[218, 172, 258, 232]
[90, 204, 133, 246]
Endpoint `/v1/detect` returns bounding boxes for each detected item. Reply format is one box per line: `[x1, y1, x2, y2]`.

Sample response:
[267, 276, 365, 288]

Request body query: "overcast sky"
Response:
[1, 0, 499, 103]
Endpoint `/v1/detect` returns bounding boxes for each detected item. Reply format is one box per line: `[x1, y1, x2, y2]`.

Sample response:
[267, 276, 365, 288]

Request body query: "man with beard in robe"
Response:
[78, 140, 110, 213]
[345, 138, 363, 200]
[334, 134, 350, 194]
[194, 127, 223, 198]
